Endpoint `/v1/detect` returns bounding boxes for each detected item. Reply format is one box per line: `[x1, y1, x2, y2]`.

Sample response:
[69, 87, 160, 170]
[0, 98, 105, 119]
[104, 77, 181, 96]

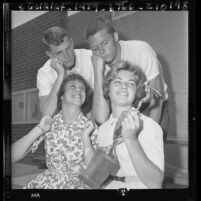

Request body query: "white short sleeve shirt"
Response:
[120, 40, 168, 100]
[37, 49, 94, 97]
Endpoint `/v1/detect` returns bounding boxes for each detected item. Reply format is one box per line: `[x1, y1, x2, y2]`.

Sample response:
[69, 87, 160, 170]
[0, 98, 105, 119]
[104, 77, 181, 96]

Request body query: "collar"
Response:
[54, 111, 87, 126]
[108, 113, 118, 127]
[108, 107, 137, 126]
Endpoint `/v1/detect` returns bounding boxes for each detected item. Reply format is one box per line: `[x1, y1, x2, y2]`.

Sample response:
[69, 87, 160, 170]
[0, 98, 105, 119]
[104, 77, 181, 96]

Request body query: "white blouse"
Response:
[96, 113, 164, 189]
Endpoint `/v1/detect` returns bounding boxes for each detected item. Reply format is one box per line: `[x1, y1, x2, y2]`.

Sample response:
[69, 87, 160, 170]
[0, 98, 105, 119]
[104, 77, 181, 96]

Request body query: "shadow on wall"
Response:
[157, 53, 177, 139]
[157, 54, 184, 178]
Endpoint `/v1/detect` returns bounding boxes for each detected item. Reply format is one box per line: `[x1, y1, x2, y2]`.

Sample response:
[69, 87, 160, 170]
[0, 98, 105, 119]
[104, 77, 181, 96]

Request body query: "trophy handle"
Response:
[136, 81, 162, 110]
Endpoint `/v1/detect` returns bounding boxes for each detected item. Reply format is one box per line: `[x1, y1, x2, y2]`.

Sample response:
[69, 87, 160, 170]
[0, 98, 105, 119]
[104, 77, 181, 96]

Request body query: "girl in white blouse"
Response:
[82, 60, 164, 189]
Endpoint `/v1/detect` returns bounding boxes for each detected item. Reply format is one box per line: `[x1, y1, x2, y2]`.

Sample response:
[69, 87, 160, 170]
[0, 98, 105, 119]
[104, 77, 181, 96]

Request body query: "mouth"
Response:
[117, 91, 128, 97]
[103, 55, 109, 60]
[73, 94, 82, 99]
[64, 58, 72, 64]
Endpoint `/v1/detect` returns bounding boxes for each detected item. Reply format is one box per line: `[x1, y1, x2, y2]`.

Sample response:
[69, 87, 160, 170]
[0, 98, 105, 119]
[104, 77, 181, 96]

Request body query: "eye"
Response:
[70, 84, 76, 89]
[114, 80, 121, 85]
[103, 40, 108, 45]
[128, 82, 135, 88]
[66, 45, 71, 50]
[55, 51, 62, 56]
[91, 47, 98, 52]
[80, 86, 85, 91]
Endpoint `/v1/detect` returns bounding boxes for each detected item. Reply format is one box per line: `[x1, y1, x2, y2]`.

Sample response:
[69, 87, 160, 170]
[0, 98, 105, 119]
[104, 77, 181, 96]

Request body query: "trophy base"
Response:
[78, 150, 120, 189]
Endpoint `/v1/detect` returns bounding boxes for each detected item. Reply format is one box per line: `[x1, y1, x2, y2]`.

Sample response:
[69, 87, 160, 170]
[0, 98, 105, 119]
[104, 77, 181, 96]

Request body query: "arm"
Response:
[91, 55, 110, 124]
[12, 116, 52, 163]
[39, 58, 65, 117]
[122, 111, 164, 188]
[138, 42, 165, 123]
[81, 122, 96, 166]
[147, 74, 164, 123]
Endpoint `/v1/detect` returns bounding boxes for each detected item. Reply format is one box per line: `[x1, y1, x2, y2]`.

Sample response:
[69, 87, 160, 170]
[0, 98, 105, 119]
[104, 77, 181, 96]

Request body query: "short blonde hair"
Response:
[103, 60, 147, 108]
[84, 15, 115, 40]
[42, 26, 70, 51]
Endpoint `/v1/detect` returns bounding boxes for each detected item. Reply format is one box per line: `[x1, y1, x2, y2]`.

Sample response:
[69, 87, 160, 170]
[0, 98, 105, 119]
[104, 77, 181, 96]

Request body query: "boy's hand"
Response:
[121, 110, 142, 141]
[38, 116, 53, 133]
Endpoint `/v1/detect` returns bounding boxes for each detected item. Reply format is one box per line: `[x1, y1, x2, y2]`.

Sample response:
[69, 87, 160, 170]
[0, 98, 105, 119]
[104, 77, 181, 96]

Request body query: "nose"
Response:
[75, 86, 84, 94]
[99, 45, 105, 56]
[74, 86, 80, 92]
[63, 49, 70, 59]
[121, 82, 127, 90]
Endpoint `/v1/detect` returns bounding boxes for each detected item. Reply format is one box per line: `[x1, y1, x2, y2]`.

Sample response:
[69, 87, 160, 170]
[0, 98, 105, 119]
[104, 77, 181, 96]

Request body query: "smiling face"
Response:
[109, 70, 137, 107]
[61, 79, 86, 107]
[87, 29, 120, 64]
[47, 36, 76, 70]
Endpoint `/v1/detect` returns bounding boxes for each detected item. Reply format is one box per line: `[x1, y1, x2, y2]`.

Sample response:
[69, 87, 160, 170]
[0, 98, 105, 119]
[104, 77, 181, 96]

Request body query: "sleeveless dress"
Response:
[23, 111, 97, 189]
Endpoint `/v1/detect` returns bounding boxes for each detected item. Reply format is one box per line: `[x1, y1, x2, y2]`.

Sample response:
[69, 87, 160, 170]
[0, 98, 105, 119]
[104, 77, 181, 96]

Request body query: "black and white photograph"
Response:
[3, 1, 196, 201]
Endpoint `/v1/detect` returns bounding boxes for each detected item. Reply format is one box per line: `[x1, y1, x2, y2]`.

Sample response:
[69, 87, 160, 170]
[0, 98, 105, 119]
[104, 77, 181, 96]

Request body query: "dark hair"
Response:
[56, 73, 93, 115]
[42, 26, 70, 51]
[84, 15, 115, 40]
[103, 60, 147, 108]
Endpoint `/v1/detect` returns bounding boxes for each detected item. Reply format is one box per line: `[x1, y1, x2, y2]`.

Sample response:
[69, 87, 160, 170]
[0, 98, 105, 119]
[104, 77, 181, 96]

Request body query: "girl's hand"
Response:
[121, 110, 141, 141]
[91, 54, 105, 74]
[50, 58, 65, 76]
[81, 121, 95, 138]
[38, 116, 53, 133]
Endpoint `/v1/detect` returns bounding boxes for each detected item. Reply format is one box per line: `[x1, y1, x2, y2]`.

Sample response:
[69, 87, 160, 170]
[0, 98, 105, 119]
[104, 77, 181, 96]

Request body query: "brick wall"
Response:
[12, 11, 67, 91]
[11, 11, 67, 165]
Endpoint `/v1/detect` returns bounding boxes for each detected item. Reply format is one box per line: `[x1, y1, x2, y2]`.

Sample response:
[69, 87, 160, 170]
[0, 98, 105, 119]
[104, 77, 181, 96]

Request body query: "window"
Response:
[12, 92, 26, 123]
[12, 88, 42, 124]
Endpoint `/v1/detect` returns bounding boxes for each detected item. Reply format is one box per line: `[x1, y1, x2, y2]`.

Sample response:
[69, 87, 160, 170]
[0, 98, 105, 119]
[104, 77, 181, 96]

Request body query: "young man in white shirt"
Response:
[85, 16, 169, 141]
[37, 26, 94, 117]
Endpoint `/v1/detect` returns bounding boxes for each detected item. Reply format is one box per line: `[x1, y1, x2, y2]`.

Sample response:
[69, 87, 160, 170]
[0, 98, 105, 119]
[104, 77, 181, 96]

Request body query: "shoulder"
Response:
[120, 40, 150, 47]
[74, 49, 93, 73]
[38, 59, 53, 74]
[140, 114, 163, 139]
[37, 59, 57, 81]
[120, 40, 155, 52]
[141, 114, 162, 130]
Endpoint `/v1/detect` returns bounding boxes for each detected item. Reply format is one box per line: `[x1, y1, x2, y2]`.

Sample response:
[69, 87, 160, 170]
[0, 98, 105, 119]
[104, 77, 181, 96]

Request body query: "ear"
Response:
[70, 38, 74, 48]
[46, 51, 52, 58]
[114, 32, 119, 42]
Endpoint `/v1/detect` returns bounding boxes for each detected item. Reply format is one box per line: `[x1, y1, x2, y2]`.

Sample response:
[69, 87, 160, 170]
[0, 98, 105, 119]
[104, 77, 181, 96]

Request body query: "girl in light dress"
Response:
[12, 73, 96, 189]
